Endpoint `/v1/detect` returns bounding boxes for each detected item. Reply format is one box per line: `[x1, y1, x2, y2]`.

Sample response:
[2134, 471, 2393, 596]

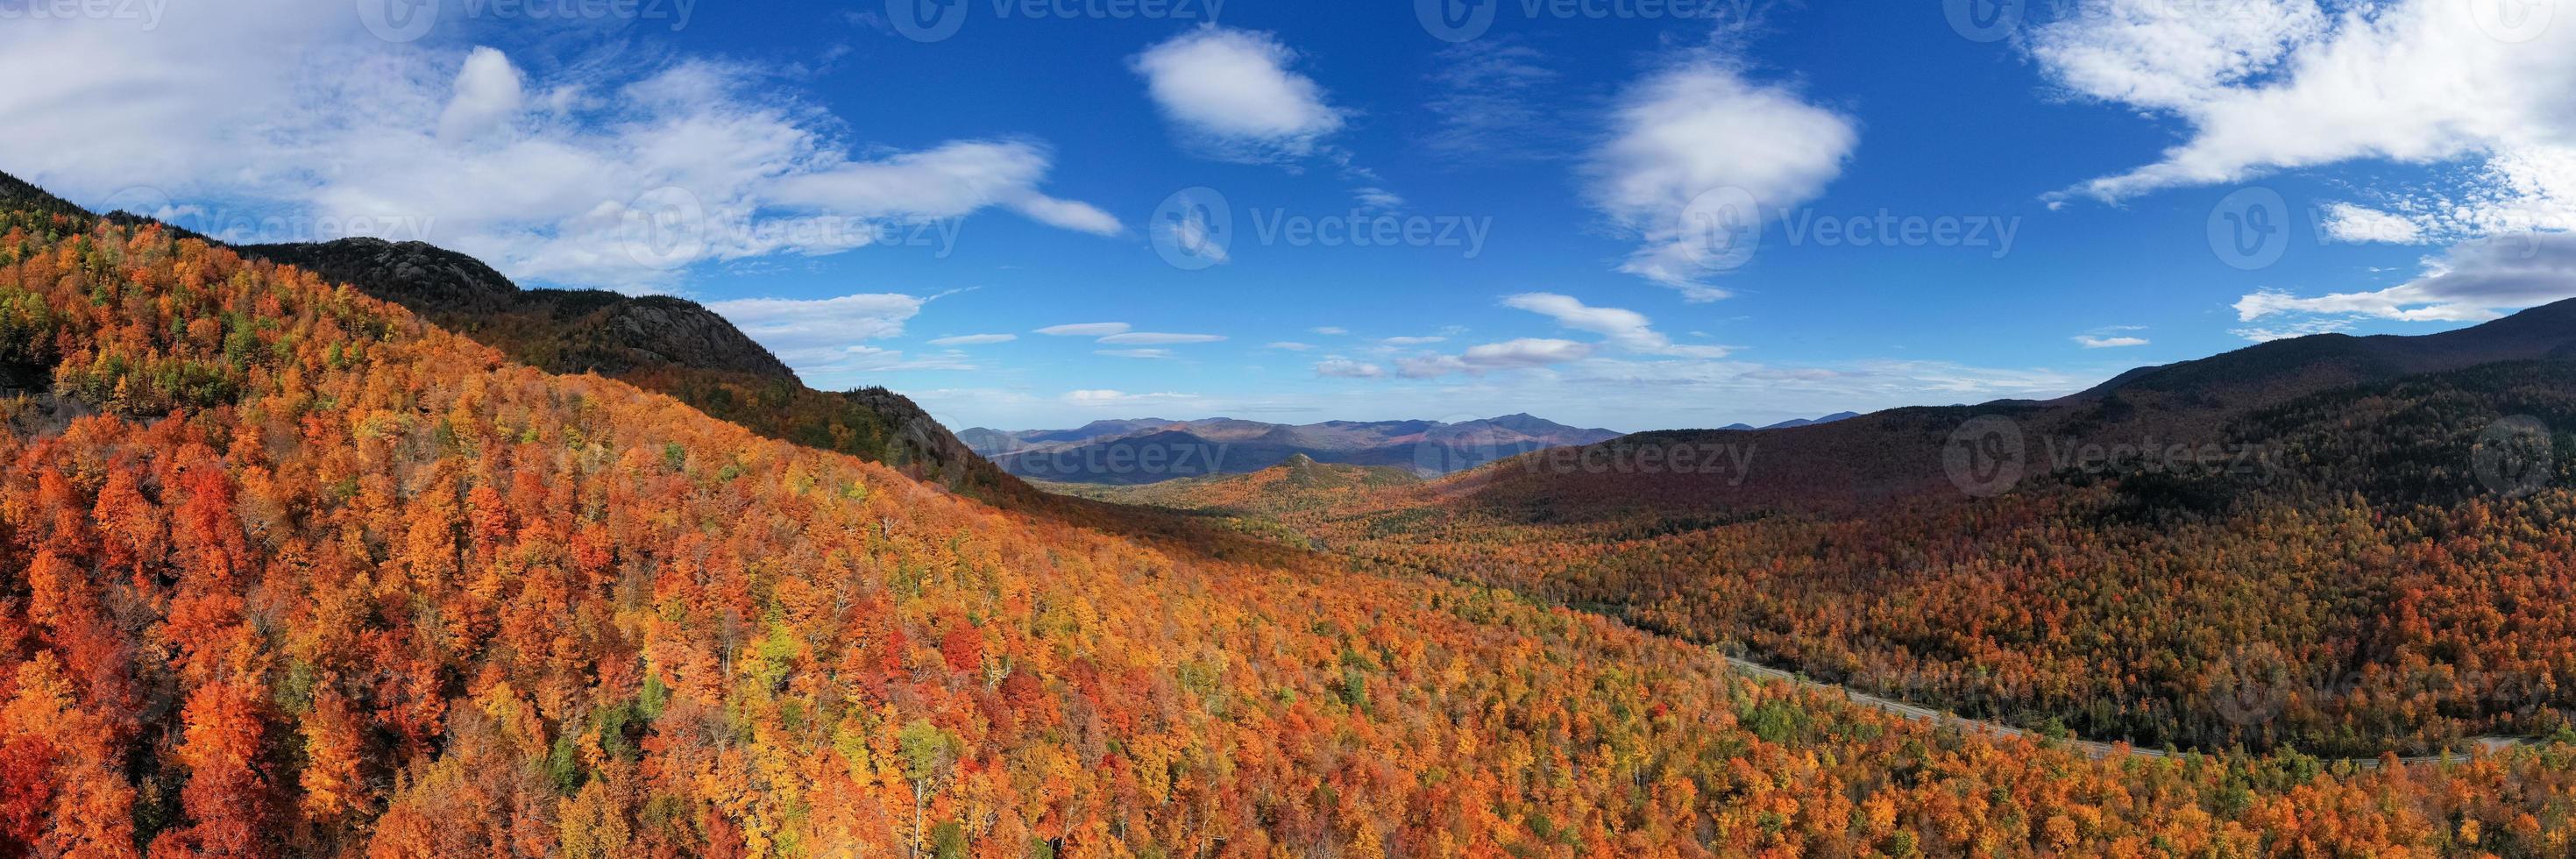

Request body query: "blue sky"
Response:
[4, 0, 2572, 430]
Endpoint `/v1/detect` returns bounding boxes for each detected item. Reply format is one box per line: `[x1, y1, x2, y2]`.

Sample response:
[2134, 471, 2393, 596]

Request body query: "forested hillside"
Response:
[1171, 345, 2576, 758]
[12, 175, 2576, 856]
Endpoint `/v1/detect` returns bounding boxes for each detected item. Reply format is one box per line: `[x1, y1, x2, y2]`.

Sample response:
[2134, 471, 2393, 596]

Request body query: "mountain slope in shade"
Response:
[2071, 299, 2576, 405]
[1434, 297, 2576, 519]
[242, 238, 797, 381]
[969, 413, 1621, 484]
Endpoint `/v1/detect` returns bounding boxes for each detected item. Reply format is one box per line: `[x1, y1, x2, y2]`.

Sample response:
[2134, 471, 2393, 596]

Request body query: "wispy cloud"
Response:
[929, 333, 1017, 345]
[1035, 323, 1133, 337]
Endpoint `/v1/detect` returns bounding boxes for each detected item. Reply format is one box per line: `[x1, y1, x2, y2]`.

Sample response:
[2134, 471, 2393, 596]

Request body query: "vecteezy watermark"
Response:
[885, 0, 1224, 43]
[1943, 415, 2279, 497]
[1148, 187, 1494, 271]
[1521, 438, 1757, 486]
[2040, 436, 2279, 484]
[99, 186, 438, 245]
[1676, 188, 2023, 272]
[357, 0, 696, 43]
[2466, 0, 2555, 43]
[1941, 0, 2022, 42]
[1150, 187, 1232, 271]
[1944, 415, 2026, 498]
[0, 0, 168, 28]
[2208, 186, 2289, 271]
[1775, 208, 2021, 259]
[2472, 415, 2555, 498]
[1679, 187, 1762, 271]
[618, 186, 965, 271]
[1006, 438, 1232, 480]
[1245, 209, 1492, 257]
[1416, 0, 1752, 42]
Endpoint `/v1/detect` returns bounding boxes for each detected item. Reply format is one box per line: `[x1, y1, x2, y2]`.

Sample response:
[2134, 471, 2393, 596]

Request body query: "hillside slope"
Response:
[231, 237, 1005, 496]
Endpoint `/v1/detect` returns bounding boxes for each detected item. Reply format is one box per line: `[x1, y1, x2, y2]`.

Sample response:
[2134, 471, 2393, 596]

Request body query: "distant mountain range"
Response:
[1717, 411, 1864, 431]
[963, 414, 1622, 485]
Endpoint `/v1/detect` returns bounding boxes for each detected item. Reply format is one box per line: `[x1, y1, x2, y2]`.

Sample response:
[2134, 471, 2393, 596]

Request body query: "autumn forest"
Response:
[12, 176, 2576, 859]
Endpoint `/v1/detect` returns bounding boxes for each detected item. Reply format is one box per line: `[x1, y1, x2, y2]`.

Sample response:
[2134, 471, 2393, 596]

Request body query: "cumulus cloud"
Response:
[436, 47, 524, 143]
[0, 2, 1118, 292]
[2234, 232, 2576, 328]
[1131, 25, 1345, 163]
[1586, 58, 1857, 299]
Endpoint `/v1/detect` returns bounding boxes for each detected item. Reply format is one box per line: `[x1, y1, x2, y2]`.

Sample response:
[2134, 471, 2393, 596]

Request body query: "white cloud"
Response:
[0, 4, 1118, 292]
[2027, 0, 2327, 115]
[2235, 232, 2576, 326]
[2074, 335, 2151, 348]
[1131, 25, 1345, 163]
[701, 293, 997, 382]
[1501, 292, 1732, 358]
[2035, 0, 2576, 242]
[1380, 336, 1447, 345]
[1035, 323, 1132, 337]
[706, 293, 926, 366]
[767, 139, 1118, 235]
[1423, 40, 1562, 161]
[1587, 58, 1858, 299]
[2318, 202, 2426, 244]
[1315, 359, 1387, 378]
[437, 47, 524, 144]
[1265, 341, 1316, 351]
[1064, 389, 1198, 408]
[929, 333, 1017, 345]
[1310, 326, 1350, 336]
[1097, 331, 1226, 345]
[2231, 317, 2354, 343]
[1353, 187, 1405, 211]
[1397, 338, 1594, 378]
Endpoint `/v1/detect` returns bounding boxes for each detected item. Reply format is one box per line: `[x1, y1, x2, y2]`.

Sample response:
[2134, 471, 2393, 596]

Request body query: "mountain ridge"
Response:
[967, 413, 1622, 484]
